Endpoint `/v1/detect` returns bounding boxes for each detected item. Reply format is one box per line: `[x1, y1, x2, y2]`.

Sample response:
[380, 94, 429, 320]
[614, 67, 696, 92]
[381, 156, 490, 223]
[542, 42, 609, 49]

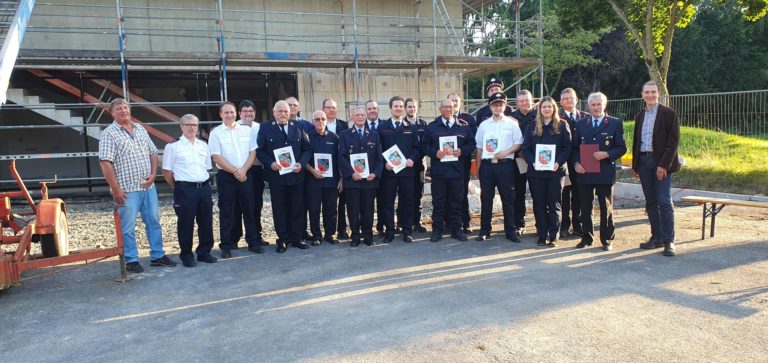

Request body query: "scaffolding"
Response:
[1, 0, 544, 186]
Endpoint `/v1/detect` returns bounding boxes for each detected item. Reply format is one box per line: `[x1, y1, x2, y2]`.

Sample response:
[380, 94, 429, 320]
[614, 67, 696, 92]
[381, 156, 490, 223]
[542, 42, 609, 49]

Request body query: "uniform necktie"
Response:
[283, 125, 288, 136]
[593, 119, 599, 129]
[358, 128, 363, 139]
[371, 121, 377, 131]
[395, 121, 401, 131]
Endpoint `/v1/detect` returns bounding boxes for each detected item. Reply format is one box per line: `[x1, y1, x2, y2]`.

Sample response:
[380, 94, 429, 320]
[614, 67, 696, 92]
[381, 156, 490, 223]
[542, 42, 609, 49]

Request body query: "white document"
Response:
[350, 152, 370, 178]
[273, 146, 295, 175]
[439, 136, 458, 162]
[314, 153, 333, 178]
[481, 135, 499, 160]
[383, 145, 407, 174]
[534, 144, 557, 171]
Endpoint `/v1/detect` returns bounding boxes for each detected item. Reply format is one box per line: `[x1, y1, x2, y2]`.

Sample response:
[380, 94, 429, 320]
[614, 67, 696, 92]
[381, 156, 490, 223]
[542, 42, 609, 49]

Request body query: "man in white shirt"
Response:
[322, 98, 351, 238]
[208, 101, 262, 258]
[162, 114, 217, 267]
[474, 92, 524, 242]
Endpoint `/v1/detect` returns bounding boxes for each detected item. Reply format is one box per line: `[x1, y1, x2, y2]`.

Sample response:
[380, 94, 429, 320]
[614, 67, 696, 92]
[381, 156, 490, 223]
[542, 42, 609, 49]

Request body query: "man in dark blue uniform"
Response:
[476, 78, 514, 126]
[257, 100, 313, 253]
[304, 110, 341, 245]
[558, 88, 585, 238]
[423, 99, 476, 242]
[378, 96, 420, 243]
[364, 99, 386, 236]
[572, 92, 627, 251]
[405, 97, 428, 233]
[339, 106, 384, 247]
[510, 89, 537, 235]
[322, 98, 351, 239]
[449, 92, 477, 234]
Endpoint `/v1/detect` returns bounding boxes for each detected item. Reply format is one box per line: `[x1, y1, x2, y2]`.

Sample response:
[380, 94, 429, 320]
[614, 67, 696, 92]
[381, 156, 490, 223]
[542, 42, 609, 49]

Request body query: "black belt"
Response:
[176, 180, 210, 188]
[482, 158, 514, 164]
[639, 151, 654, 156]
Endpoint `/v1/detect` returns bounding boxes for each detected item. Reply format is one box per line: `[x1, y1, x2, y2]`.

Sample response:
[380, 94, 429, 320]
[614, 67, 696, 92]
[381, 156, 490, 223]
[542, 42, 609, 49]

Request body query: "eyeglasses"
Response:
[274, 110, 289, 114]
[182, 123, 199, 127]
[313, 118, 327, 121]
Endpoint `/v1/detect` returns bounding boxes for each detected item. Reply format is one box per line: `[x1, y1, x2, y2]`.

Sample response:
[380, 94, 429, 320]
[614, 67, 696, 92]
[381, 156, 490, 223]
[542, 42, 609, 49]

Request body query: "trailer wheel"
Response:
[40, 210, 69, 258]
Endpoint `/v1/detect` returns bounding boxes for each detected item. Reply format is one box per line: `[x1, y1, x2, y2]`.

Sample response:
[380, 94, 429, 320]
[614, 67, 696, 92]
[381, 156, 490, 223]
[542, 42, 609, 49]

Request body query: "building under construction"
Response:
[0, 0, 542, 187]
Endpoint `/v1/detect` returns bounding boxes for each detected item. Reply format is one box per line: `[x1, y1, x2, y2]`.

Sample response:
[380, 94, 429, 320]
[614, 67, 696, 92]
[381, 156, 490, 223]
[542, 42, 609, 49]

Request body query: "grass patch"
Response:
[623, 122, 768, 195]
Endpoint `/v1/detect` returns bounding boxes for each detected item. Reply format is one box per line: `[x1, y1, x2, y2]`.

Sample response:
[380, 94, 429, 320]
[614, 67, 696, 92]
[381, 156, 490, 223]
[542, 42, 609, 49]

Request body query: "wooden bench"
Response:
[680, 196, 768, 239]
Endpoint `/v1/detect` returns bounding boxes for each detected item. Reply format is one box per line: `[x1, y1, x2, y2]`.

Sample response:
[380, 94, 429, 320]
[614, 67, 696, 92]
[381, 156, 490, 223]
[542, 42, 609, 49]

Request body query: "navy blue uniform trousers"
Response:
[173, 182, 214, 259]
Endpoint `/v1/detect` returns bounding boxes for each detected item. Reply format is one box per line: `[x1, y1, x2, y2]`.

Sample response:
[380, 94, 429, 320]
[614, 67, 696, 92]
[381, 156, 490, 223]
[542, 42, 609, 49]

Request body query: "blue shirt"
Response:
[640, 104, 658, 152]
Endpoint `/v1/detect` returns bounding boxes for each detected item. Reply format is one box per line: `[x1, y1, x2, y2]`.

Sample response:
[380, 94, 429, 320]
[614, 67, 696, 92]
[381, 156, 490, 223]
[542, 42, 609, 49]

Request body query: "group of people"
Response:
[98, 78, 680, 272]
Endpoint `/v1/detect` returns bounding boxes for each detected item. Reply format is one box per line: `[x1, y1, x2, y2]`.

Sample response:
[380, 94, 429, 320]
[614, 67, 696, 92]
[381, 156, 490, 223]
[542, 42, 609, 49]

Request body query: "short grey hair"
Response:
[560, 88, 577, 97]
[517, 90, 532, 98]
[179, 114, 198, 124]
[350, 105, 365, 115]
[109, 98, 129, 111]
[587, 92, 607, 104]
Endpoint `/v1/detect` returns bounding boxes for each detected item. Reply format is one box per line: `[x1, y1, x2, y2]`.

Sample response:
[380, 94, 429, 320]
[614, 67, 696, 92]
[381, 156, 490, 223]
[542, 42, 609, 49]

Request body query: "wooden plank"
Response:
[681, 196, 768, 209]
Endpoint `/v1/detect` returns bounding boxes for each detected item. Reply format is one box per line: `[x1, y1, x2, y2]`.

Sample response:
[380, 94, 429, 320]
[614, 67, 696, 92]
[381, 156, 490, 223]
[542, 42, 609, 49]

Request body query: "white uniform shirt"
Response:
[475, 115, 523, 159]
[327, 119, 337, 134]
[208, 123, 257, 169]
[162, 137, 212, 182]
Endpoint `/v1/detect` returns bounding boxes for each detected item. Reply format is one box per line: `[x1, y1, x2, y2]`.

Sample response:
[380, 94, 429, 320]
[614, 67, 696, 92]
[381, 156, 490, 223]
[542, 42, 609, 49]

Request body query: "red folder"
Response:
[580, 144, 600, 173]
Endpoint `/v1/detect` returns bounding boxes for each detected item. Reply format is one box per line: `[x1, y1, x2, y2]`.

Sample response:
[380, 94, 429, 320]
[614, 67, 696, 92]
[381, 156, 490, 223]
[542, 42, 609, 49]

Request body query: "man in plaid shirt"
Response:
[99, 98, 177, 273]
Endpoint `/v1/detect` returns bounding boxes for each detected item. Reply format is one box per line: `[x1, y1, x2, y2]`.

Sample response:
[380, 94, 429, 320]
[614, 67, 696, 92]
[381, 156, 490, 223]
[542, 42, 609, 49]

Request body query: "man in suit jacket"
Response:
[633, 81, 681, 257]
[257, 100, 313, 253]
[573, 92, 627, 251]
[339, 106, 384, 247]
[322, 98, 352, 239]
[558, 87, 585, 238]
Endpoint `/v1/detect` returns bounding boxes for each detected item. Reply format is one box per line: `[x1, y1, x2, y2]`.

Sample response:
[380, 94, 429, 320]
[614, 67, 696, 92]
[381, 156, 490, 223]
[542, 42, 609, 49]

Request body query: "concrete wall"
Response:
[23, 0, 462, 57]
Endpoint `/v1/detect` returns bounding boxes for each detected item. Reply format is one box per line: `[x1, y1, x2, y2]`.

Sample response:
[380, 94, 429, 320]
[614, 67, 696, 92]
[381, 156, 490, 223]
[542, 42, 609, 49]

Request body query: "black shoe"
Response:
[364, 239, 376, 246]
[182, 259, 197, 268]
[560, 229, 570, 238]
[351, 239, 361, 247]
[451, 232, 468, 241]
[276, 243, 288, 253]
[602, 243, 613, 251]
[293, 241, 310, 250]
[338, 231, 350, 239]
[476, 232, 491, 241]
[575, 241, 592, 249]
[324, 236, 339, 245]
[403, 234, 413, 243]
[221, 249, 232, 259]
[547, 241, 557, 248]
[414, 225, 427, 233]
[151, 255, 177, 267]
[382, 236, 393, 244]
[248, 245, 265, 254]
[462, 227, 472, 235]
[663, 242, 676, 256]
[311, 238, 322, 246]
[639, 239, 664, 249]
[573, 229, 584, 237]
[430, 232, 442, 242]
[506, 234, 522, 243]
[125, 261, 144, 273]
[197, 254, 218, 263]
[258, 239, 270, 247]
[232, 244, 241, 250]
[537, 238, 547, 246]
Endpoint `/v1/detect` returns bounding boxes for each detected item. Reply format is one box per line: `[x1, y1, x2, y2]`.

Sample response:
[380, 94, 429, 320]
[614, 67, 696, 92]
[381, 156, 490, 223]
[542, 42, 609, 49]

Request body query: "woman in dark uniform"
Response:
[521, 96, 572, 247]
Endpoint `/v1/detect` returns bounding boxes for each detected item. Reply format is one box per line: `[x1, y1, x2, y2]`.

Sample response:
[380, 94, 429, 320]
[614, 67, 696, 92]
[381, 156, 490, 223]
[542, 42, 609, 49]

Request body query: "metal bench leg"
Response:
[710, 203, 717, 238]
[701, 203, 707, 240]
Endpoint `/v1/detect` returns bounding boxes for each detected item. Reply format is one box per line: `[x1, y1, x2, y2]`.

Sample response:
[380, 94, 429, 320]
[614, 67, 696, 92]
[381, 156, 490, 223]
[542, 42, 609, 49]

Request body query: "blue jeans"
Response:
[638, 155, 675, 242]
[118, 185, 165, 263]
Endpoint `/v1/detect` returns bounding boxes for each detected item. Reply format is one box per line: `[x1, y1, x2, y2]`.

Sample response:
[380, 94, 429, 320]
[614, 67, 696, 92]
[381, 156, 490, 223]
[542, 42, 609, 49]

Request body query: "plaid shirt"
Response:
[99, 121, 158, 193]
[640, 104, 658, 152]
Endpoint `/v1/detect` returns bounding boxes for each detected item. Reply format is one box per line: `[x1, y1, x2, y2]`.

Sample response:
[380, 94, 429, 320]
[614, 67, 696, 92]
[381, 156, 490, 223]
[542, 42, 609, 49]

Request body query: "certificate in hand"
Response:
[439, 136, 458, 162]
[579, 144, 600, 173]
[314, 153, 333, 178]
[350, 153, 370, 178]
[383, 145, 406, 174]
[274, 146, 295, 175]
[534, 144, 556, 171]
[481, 135, 499, 160]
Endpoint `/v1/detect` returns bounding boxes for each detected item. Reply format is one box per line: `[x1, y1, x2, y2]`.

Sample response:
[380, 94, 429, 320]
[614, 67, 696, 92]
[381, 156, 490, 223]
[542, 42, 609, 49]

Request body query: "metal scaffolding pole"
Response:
[352, 0, 361, 104]
[432, 0, 438, 112]
[115, 0, 128, 101]
[215, 0, 228, 101]
[538, 0, 544, 98]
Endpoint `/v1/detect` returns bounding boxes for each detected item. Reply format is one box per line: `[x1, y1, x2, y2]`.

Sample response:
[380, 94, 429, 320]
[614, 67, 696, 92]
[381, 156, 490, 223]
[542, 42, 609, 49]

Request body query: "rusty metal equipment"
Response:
[1, 160, 127, 291]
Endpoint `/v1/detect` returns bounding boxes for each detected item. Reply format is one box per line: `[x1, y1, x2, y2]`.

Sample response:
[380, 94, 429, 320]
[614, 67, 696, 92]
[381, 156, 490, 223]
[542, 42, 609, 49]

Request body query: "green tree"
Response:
[555, 0, 768, 98]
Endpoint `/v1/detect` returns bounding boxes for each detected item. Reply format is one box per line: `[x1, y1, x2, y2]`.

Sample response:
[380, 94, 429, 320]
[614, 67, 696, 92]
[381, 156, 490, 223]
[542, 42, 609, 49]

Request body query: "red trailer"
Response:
[0, 160, 127, 291]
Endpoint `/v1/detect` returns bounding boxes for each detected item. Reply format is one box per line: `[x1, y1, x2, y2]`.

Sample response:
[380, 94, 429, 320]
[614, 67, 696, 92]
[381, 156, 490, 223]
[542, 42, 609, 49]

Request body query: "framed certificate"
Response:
[350, 152, 370, 178]
[534, 144, 557, 171]
[439, 135, 458, 162]
[481, 135, 499, 160]
[383, 145, 406, 174]
[314, 153, 333, 178]
[273, 146, 295, 175]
